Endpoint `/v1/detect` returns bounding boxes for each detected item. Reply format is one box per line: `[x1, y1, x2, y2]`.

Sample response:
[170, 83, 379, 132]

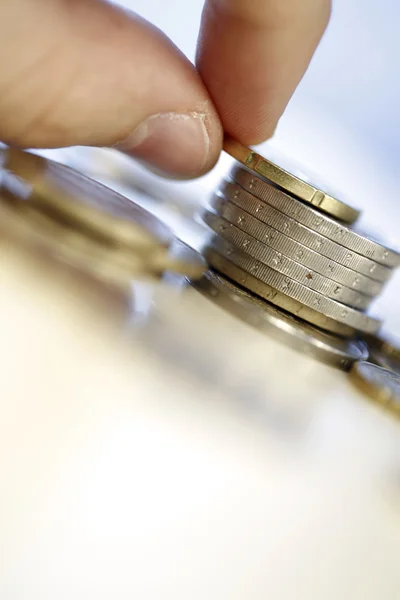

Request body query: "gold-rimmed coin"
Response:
[204, 249, 354, 337]
[223, 136, 360, 224]
[205, 238, 381, 335]
[230, 169, 400, 268]
[204, 246, 382, 337]
[192, 270, 369, 370]
[349, 362, 400, 417]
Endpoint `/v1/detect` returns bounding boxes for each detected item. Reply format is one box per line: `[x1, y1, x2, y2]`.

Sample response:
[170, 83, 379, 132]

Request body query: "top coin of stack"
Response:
[201, 136, 400, 339]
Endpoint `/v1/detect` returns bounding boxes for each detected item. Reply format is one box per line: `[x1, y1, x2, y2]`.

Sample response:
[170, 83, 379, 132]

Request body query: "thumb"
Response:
[0, 0, 222, 177]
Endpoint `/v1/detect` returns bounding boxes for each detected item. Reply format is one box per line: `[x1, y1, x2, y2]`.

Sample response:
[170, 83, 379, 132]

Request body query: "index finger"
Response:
[196, 0, 331, 144]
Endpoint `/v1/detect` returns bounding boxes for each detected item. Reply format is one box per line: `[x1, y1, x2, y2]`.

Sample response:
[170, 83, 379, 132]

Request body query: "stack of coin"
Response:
[0, 148, 206, 286]
[200, 136, 400, 345]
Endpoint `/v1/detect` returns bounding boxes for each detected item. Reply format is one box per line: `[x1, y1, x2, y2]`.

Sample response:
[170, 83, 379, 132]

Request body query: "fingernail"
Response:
[118, 112, 211, 178]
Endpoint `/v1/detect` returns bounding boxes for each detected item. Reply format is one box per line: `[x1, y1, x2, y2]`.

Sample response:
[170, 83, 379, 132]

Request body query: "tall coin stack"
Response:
[200, 137, 400, 356]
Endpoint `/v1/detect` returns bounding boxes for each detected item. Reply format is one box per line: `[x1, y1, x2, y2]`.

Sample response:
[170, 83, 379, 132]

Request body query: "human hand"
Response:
[0, 0, 330, 178]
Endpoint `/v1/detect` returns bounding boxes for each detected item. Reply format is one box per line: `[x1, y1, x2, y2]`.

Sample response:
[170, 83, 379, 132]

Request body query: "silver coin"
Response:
[205, 198, 383, 297]
[204, 242, 382, 335]
[230, 166, 400, 267]
[218, 183, 392, 283]
[191, 270, 369, 370]
[203, 211, 372, 310]
[205, 250, 355, 337]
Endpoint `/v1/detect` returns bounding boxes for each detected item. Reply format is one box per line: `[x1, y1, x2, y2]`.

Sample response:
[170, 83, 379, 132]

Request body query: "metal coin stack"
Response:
[0, 148, 205, 286]
[200, 136, 400, 360]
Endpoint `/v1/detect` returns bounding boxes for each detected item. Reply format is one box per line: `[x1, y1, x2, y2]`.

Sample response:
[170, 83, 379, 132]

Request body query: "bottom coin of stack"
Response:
[198, 138, 400, 381]
[192, 269, 368, 371]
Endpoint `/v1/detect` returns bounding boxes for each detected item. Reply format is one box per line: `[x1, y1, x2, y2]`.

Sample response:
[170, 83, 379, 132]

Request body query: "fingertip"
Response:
[224, 120, 278, 148]
[0, 0, 224, 177]
[119, 104, 223, 179]
[197, 0, 331, 150]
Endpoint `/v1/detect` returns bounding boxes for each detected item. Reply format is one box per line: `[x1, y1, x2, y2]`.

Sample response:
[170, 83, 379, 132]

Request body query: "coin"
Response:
[0, 200, 142, 287]
[205, 241, 381, 335]
[192, 270, 369, 370]
[161, 238, 207, 282]
[364, 332, 400, 375]
[349, 362, 400, 416]
[218, 184, 392, 282]
[203, 211, 371, 309]
[205, 198, 383, 297]
[0, 148, 171, 251]
[0, 169, 205, 282]
[204, 250, 355, 337]
[223, 136, 360, 224]
[230, 167, 400, 268]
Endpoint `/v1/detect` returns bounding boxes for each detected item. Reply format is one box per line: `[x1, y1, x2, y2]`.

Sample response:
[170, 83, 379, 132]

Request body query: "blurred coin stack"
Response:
[0, 148, 205, 286]
[200, 137, 400, 345]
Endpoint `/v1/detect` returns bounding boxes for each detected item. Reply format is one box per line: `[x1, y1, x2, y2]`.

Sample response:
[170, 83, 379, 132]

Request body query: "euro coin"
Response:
[224, 136, 360, 224]
[203, 211, 372, 309]
[192, 270, 369, 370]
